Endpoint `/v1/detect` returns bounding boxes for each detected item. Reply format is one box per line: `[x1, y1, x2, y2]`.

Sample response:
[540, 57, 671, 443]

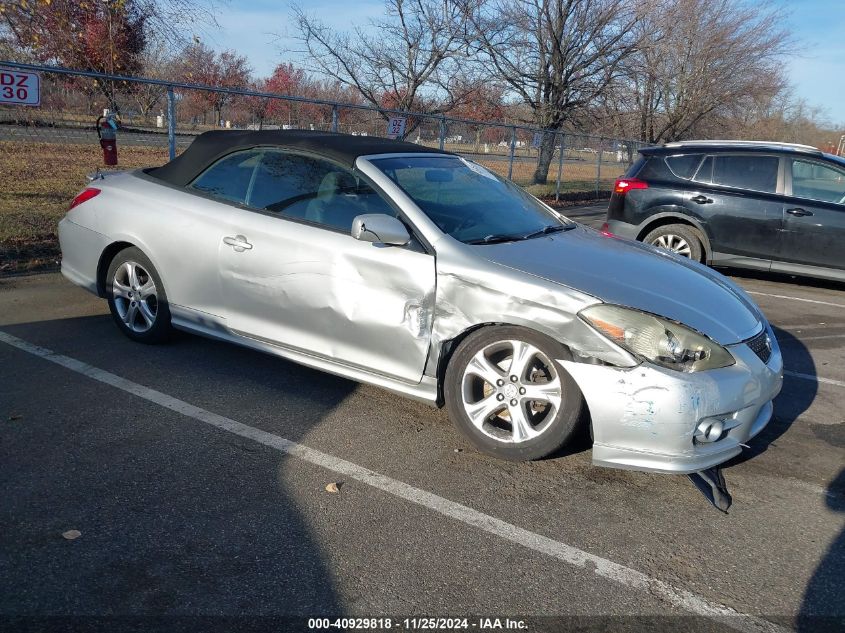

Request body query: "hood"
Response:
[473, 225, 763, 345]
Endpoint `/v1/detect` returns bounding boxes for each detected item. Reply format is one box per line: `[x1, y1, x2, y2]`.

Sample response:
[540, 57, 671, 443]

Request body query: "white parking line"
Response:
[747, 291, 845, 309]
[0, 330, 787, 633]
[784, 333, 845, 342]
[784, 370, 845, 388]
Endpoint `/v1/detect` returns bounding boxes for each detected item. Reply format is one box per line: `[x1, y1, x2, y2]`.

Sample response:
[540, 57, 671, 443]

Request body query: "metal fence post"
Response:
[166, 86, 176, 161]
[508, 126, 517, 180]
[595, 136, 603, 196]
[555, 133, 566, 202]
[331, 105, 339, 133]
[439, 115, 446, 151]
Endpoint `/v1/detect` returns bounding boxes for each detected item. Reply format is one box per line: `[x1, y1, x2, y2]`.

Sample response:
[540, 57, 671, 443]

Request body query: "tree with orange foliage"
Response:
[449, 82, 507, 151]
[179, 42, 251, 127]
[1, 0, 146, 109]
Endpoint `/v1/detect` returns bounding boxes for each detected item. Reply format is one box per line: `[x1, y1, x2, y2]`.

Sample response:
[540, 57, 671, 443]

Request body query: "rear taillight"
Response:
[68, 187, 101, 210]
[613, 178, 648, 194]
[600, 222, 614, 237]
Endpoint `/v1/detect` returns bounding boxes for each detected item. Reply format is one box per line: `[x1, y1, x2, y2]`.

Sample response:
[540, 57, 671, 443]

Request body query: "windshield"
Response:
[370, 155, 571, 244]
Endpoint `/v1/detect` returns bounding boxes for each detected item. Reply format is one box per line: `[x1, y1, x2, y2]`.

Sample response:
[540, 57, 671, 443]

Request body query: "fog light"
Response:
[695, 419, 725, 443]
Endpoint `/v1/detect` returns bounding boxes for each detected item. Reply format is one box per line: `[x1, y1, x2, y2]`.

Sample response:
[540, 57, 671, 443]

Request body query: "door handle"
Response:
[786, 207, 813, 217]
[223, 235, 253, 252]
[691, 195, 713, 204]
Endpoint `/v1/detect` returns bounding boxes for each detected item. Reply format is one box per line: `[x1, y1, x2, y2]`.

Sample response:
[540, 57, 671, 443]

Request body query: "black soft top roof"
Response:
[149, 129, 453, 186]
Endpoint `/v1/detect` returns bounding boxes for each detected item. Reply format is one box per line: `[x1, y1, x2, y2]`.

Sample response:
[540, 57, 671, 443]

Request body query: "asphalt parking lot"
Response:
[1, 209, 843, 632]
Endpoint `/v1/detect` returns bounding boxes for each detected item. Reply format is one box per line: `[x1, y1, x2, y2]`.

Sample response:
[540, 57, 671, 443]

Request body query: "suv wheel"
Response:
[643, 224, 704, 262]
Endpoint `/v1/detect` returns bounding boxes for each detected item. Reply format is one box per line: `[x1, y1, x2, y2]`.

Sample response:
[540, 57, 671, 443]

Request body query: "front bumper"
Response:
[560, 325, 783, 474]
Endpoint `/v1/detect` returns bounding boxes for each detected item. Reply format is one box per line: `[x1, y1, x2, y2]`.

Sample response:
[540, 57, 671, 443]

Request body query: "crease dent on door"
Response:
[219, 220, 436, 383]
[329, 247, 436, 341]
[224, 255, 435, 341]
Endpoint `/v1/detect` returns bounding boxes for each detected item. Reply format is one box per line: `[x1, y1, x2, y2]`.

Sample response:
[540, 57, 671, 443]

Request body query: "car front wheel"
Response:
[106, 246, 171, 343]
[444, 326, 585, 461]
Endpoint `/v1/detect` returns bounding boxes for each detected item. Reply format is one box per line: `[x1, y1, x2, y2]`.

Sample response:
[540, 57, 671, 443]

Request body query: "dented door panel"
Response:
[218, 210, 435, 383]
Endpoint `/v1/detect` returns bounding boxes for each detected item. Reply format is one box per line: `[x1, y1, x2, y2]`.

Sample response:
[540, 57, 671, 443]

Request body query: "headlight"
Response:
[579, 304, 734, 372]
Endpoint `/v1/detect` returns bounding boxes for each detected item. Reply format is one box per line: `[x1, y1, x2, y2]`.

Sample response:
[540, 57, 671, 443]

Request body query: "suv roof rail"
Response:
[662, 140, 822, 154]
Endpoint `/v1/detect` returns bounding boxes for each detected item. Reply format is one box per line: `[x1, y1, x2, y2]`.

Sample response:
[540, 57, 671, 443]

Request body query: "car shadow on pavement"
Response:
[797, 468, 845, 632]
[0, 315, 353, 626]
[725, 325, 816, 468]
[720, 267, 845, 292]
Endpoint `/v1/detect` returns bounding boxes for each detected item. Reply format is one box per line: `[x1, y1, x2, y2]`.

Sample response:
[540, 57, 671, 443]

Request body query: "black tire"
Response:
[105, 246, 172, 344]
[643, 223, 704, 262]
[443, 326, 585, 461]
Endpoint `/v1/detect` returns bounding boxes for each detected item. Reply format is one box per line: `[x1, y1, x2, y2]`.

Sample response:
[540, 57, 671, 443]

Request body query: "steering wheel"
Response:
[450, 212, 481, 235]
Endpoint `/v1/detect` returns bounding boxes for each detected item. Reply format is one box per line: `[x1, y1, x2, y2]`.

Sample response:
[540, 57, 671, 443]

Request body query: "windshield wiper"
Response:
[465, 233, 526, 245]
[521, 224, 571, 240]
[465, 224, 572, 245]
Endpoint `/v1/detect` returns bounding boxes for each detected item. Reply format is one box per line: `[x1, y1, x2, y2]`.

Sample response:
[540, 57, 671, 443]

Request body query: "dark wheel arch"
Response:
[96, 241, 135, 297]
[636, 214, 712, 263]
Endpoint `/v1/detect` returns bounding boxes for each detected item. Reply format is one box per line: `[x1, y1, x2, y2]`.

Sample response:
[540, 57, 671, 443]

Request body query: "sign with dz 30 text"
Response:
[0, 69, 41, 106]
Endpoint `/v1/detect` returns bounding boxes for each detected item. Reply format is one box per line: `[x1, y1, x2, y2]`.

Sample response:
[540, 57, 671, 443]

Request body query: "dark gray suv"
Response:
[603, 141, 845, 282]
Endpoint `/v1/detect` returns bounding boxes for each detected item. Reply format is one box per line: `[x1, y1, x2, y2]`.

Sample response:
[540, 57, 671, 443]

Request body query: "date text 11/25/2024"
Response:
[307, 617, 528, 630]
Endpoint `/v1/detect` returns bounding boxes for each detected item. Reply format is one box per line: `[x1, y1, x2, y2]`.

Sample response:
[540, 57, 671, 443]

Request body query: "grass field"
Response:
[0, 142, 167, 273]
[0, 140, 614, 274]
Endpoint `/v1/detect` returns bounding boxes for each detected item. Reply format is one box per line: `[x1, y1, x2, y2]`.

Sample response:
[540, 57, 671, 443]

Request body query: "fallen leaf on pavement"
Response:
[62, 529, 81, 540]
[325, 482, 342, 493]
[9, 414, 23, 421]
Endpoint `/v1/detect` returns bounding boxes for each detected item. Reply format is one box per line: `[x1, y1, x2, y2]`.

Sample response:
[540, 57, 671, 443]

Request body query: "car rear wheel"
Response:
[643, 224, 704, 262]
[106, 247, 171, 343]
[444, 326, 585, 461]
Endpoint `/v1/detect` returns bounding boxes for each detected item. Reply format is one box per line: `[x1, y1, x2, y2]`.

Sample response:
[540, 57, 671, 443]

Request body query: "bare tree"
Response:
[467, 0, 641, 184]
[615, 0, 791, 143]
[125, 0, 224, 50]
[291, 0, 477, 132]
[133, 38, 179, 123]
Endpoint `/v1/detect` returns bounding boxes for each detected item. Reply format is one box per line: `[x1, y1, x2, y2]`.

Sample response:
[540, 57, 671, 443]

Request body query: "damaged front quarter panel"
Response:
[424, 242, 639, 378]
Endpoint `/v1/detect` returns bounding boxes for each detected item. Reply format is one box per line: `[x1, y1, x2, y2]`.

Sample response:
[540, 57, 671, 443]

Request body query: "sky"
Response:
[205, 0, 845, 125]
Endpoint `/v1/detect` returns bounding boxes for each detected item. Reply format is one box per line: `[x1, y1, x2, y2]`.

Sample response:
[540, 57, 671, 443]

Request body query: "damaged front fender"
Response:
[425, 243, 639, 378]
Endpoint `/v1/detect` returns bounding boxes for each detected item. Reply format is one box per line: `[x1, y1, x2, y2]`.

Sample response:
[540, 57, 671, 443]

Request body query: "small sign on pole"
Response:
[386, 116, 406, 139]
[0, 68, 40, 106]
[532, 132, 543, 149]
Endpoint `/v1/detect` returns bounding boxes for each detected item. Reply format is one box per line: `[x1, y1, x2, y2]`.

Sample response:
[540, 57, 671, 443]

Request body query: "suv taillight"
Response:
[68, 187, 101, 210]
[613, 178, 648, 194]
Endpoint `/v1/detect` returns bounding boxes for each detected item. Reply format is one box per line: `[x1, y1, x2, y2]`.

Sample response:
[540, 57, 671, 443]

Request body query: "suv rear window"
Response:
[625, 156, 646, 177]
[712, 155, 779, 193]
[665, 154, 703, 179]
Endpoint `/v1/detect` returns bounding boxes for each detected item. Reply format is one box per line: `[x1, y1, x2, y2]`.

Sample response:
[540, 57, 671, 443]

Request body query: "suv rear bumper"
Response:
[604, 219, 640, 241]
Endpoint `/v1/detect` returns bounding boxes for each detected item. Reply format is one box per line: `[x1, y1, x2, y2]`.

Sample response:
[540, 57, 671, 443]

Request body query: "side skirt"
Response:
[169, 304, 440, 406]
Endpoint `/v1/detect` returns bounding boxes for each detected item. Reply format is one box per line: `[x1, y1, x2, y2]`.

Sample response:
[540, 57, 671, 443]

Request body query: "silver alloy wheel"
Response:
[461, 339, 562, 443]
[651, 233, 692, 257]
[111, 261, 158, 333]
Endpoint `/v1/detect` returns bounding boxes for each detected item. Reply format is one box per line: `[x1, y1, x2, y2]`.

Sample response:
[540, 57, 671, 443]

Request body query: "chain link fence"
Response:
[0, 62, 646, 273]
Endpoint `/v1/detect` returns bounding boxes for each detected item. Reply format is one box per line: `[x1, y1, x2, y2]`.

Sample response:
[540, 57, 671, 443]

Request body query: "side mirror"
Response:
[351, 214, 410, 246]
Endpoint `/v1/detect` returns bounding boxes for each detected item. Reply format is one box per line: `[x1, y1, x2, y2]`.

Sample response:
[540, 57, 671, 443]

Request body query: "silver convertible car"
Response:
[59, 130, 783, 474]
